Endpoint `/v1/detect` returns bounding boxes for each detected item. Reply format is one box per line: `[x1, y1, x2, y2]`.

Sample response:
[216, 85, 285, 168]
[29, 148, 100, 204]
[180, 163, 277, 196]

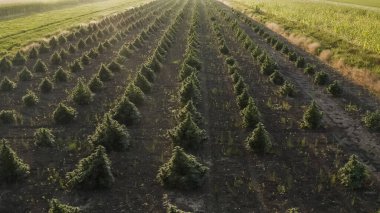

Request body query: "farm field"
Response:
[328, 0, 380, 8]
[223, 0, 380, 95]
[0, 0, 379, 212]
[0, 0, 149, 57]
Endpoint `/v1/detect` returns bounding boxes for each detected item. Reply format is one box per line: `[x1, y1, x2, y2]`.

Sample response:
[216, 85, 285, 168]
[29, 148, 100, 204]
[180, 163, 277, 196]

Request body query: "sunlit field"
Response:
[0, 0, 379, 212]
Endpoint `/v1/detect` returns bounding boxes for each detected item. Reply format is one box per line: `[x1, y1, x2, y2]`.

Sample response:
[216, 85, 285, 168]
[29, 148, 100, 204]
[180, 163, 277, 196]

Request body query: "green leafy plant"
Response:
[98, 64, 113, 81]
[34, 128, 55, 147]
[157, 146, 208, 189]
[269, 71, 284, 85]
[125, 83, 145, 106]
[50, 51, 62, 65]
[22, 90, 39, 107]
[108, 60, 122, 72]
[89, 114, 130, 152]
[53, 103, 77, 124]
[177, 100, 203, 126]
[54, 67, 69, 82]
[110, 97, 141, 126]
[301, 101, 323, 129]
[327, 80, 343, 97]
[245, 122, 272, 154]
[0, 139, 30, 182]
[337, 155, 369, 189]
[362, 110, 380, 131]
[88, 75, 104, 93]
[65, 145, 114, 189]
[18, 67, 33, 81]
[33, 59, 48, 73]
[12, 51, 26, 66]
[48, 199, 80, 213]
[179, 77, 201, 106]
[237, 88, 250, 109]
[39, 77, 53, 93]
[71, 78, 93, 105]
[0, 110, 19, 124]
[69, 60, 83, 73]
[134, 72, 151, 93]
[29, 47, 39, 59]
[0, 57, 13, 72]
[314, 71, 329, 85]
[242, 97, 261, 128]
[0, 77, 16, 92]
[169, 113, 206, 151]
[278, 81, 295, 97]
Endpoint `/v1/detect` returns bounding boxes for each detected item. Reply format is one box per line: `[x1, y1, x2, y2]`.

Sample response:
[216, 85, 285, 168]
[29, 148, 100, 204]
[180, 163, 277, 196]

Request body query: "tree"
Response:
[177, 100, 202, 126]
[18, 67, 33, 81]
[179, 78, 201, 106]
[134, 72, 151, 93]
[98, 64, 113, 81]
[38, 43, 50, 54]
[125, 83, 145, 106]
[108, 61, 122, 72]
[0, 77, 16, 92]
[0, 139, 30, 182]
[65, 145, 114, 189]
[237, 88, 250, 109]
[33, 59, 48, 73]
[54, 67, 69, 82]
[48, 199, 80, 213]
[337, 155, 369, 189]
[39, 78, 53, 93]
[169, 113, 206, 151]
[278, 81, 295, 97]
[29, 47, 39, 59]
[301, 101, 323, 129]
[140, 64, 155, 82]
[245, 122, 272, 154]
[80, 54, 91, 66]
[88, 75, 104, 93]
[219, 43, 229, 55]
[295, 56, 305, 68]
[269, 71, 284, 85]
[68, 44, 76, 54]
[179, 64, 197, 81]
[362, 110, 380, 131]
[12, 51, 26, 66]
[157, 146, 208, 189]
[89, 114, 130, 152]
[241, 97, 261, 129]
[71, 78, 93, 105]
[53, 103, 77, 124]
[0, 110, 18, 124]
[77, 39, 86, 49]
[327, 80, 343, 97]
[314, 71, 329, 85]
[50, 51, 62, 65]
[110, 97, 141, 126]
[233, 78, 246, 96]
[49, 37, 58, 48]
[22, 90, 39, 107]
[69, 60, 83, 73]
[34, 128, 55, 147]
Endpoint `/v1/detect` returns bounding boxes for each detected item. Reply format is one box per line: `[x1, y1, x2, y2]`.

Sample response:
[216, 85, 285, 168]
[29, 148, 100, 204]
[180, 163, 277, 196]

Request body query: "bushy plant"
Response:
[80, 54, 91, 66]
[48, 199, 80, 213]
[237, 88, 250, 109]
[12, 51, 26, 66]
[327, 80, 343, 97]
[245, 122, 272, 154]
[278, 81, 295, 97]
[97, 43, 105, 54]
[288, 52, 297, 61]
[54, 67, 69, 82]
[337, 155, 369, 189]
[39, 77, 53, 93]
[68, 44, 76, 54]
[110, 97, 141, 125]
[88, 75, 103, 93]
[260, 60, 276, 76]
[58, 35, 67, 45]
[65, 145, 114, 189]
[301, 101, 323, 129]
[125, 83, 145, 106]
[77, 39, 86, 49]
[169, 113, 206, 151]
[60, 49, 69, 60]
[108, 61, 122, 72]
[148, 56, 161, 72]
[98, 64, 113, 81]
[49, 37, 58, 48]
[50, 51, 62, 65]
[269, 71, 284, 85]
[134, 72, 151, 93]
[118, 45, 133, 58]
[140, 64, 155, 82]
[0, 110, 18, 124]
[179, 77, 201, 106]
[177, 100, 202, 126]
[241, 97, 261, 128]
[157, 146, 208, 189]
[71, 78, 93, 105]
[362, 110, 380, 131]
[89, 114, 130, 152]
[233, 78, 246, 96]
[33, 59, 48, 73]
[0, 77, 16, 92]
[88, 49, 99, 59]
[53, 103, 77, 124]
[0, 139, 30, 182]
[183, 53, 201, 71]
[295, 57, 305, 68]
[219, 43, 229, 55]
[69, 60, 83, 73]
[314, 71, 329, 85]
[304, 64, 315, 75]
[179, 64, 197, 82]
[22, 90, 39, 107]
[34, 128, 55, 147]
[17, 67, 33, 81]
[38, 43, 50, 54]
[29, 47, 39, 59]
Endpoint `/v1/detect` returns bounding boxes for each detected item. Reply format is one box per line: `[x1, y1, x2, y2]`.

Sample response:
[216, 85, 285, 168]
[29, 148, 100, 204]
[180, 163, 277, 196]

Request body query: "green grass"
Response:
[0, 0, 149, 57]
[328, 0, 380, 8]
[226, 0, 380, 75]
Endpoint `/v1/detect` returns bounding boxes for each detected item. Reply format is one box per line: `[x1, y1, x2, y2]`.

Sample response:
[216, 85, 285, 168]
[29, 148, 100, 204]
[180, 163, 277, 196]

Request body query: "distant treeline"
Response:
[0, 0, 108, 19]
